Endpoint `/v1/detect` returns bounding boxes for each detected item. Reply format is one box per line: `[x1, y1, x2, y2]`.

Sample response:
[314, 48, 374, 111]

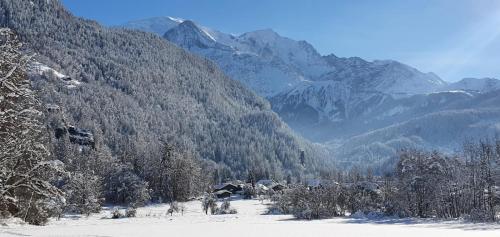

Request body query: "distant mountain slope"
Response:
[444, 77, 500, 93]
[334, 107, 500, 168]
[0, 0, 329, 179]
[121, 16, 500, 169]
[321, 55, 445, 95]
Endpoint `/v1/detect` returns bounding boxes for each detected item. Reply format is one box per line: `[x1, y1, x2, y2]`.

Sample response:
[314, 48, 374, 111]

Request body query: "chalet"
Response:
[256, 179, 274, 187]
[213, 183, 242, 194]
[256, 183, 269, 191]
[214, 190, 232, 199]
[306, 179, 341, 190]
[271, 184, 286, 192]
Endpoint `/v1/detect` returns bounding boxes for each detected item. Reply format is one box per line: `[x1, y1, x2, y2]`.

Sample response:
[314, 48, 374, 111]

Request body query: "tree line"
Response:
[270, 139, 500, 221]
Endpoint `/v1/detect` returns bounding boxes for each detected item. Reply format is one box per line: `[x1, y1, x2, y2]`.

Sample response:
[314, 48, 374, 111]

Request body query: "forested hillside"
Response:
[0, 0, 329, 182]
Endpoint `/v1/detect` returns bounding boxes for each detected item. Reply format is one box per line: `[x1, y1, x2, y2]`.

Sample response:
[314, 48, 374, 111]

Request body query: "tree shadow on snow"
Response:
[339, 216, 500, 231]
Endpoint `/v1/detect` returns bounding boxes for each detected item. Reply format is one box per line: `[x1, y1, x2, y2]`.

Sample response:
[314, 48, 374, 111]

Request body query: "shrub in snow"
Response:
[111, 208, 124, 219]
[270, 185, 347, 220]
[167, 202, 180, 216]
[220, 200, 231, 210]
[266, 195, 285, 215]
[294, 207, 313, 220]
[63, 172, 102, 216]
[201, 193, 218, 215]
[103, 166, 150, 207]
[125, 207, 137, 218]
[350, 210, 385, 219]
[466, 209, 492, 222]
[215, 200, 237, 215]
[268, 193, 290, 215]
[180, 203, 186, 215]
[242, 185, 256, 199]
[346, 182, 383, 215]
[21, 200, 52, 225]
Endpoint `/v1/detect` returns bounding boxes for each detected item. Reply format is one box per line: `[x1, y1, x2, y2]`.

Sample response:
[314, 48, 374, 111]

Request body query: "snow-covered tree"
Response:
[160, 143, 204, 202]
[0, 28, 64, 225]
[201, 193, 217, 215]
[103, 165, 150, 207]
[62, 172, 102, 215]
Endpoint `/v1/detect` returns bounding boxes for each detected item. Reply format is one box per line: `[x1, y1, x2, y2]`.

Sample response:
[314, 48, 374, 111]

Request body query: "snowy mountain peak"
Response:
[167, 16, 184, 24]
[240, 29, 280, 41]
[163, 20, 230, 51]
[120, 16, 182, 35]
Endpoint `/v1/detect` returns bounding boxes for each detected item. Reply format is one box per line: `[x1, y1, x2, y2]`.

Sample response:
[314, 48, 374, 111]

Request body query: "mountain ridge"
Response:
[120, 16, 500, 169]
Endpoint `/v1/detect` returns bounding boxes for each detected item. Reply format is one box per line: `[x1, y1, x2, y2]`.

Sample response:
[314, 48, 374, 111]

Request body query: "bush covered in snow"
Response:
[242, 185, 256, 199]
[201, 193, 218, 215]
[111, 208, 124, 219]
[63, 172, 103, 216]
[167, 202, 180, 216]
[270, 185, 347, 220]
[216, 200, 237, 215]
[103, 166, 150, 207]
[125, 207, 137, 218]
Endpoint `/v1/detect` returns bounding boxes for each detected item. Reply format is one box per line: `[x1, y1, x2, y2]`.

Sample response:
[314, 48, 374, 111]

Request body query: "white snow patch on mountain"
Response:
[167, 16, 184, 24]
[30, 62, 80, 88]
[443, 77, 500, 93]
[31, 62, 67, 79]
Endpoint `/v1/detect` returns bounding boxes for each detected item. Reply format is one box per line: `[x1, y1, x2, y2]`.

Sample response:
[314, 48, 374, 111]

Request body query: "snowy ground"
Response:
[1, 198, 499, 237]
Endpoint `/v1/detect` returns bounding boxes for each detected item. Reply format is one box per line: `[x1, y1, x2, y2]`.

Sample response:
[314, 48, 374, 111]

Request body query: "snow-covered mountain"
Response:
[163, 21, 327, 96]
[269, 56, 447, 139]
[321, 55, 446, 95]
[121, 17, 444, 98]
[120, 16, 183, 35]
[120, 17, 500, 169]
[163, 20, 232, 51]
[444, 77, 500, 93]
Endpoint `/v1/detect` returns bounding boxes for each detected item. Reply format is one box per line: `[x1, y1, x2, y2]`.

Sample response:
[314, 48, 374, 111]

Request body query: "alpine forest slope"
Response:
[122, 16, 500, 170]
[0, 0, 330, 181]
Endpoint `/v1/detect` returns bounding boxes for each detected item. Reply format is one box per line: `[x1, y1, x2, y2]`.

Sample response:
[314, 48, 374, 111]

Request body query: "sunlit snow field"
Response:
[1, 199, 499, 237]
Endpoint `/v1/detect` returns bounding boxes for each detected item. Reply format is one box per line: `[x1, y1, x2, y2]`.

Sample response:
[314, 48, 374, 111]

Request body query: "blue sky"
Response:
[61, 0, 500, 82]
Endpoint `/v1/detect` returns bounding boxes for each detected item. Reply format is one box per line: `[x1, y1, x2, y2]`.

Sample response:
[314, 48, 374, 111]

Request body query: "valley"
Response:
[123, 16, 500, 169]
[1, 0, 500, 235]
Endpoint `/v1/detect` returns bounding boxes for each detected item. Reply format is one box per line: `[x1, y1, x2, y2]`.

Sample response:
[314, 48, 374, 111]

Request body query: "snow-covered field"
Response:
[1, 198, 499, 237]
